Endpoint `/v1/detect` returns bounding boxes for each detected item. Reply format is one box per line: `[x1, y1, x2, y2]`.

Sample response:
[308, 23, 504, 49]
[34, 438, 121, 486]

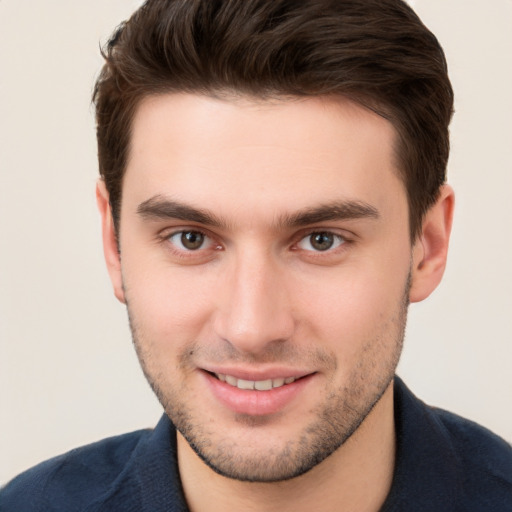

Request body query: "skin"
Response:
[98, 93, 454, 512]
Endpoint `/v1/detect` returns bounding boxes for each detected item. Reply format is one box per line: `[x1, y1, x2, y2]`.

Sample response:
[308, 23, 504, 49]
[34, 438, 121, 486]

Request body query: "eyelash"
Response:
[159, 229, 220, 260]
[158, 228, 352, 261]
[295, 230, 347, 253]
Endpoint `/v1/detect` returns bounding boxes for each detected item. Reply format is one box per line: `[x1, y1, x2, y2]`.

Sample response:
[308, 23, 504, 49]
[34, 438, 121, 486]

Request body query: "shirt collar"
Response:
[380, 376, 461, 511]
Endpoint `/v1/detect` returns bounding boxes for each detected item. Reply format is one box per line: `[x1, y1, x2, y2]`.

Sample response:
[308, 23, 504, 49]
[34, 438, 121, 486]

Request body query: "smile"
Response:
[214, 373, 298, 390]
[205, 371, 315, 415]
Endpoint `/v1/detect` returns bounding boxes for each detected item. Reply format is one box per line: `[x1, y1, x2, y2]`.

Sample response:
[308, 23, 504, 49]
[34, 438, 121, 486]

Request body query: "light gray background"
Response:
[1, 0, 511, 485]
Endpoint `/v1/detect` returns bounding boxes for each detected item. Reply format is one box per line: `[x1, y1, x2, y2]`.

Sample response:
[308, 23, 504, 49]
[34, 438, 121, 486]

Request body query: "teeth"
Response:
[272, 378, 285, 387]
[215, 374, 296, 390]
[237, 379, 255, 390]
[225, 375, 237, 386]
[255, 379, 272, 391]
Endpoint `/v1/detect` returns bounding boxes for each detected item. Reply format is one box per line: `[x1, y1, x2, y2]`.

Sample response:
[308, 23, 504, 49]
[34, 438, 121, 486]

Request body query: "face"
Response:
[111, 94, 414, 482]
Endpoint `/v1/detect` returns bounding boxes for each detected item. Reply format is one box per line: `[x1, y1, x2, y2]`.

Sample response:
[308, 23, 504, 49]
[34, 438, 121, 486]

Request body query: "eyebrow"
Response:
[136, 195, 380, 229]
[137, 195, 225, 227]
[283, 201, 379, 227]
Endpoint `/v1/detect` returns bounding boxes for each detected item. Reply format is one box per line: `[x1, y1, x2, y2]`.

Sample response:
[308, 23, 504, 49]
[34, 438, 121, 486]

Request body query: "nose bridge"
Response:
[214, 243, 294, 354]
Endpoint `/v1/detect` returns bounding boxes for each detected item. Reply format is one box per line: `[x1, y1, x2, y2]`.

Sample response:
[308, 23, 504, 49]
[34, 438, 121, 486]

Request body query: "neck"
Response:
[178, 382, 396, 512]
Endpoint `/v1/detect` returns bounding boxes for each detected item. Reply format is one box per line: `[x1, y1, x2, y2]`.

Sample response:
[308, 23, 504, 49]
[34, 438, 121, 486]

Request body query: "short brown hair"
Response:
[93, 0, 453, 239]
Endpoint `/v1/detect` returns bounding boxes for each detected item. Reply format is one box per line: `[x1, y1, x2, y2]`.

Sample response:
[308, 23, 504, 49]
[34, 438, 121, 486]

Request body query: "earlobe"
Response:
[409, 184, 455, 303]
[96, 180, 126, 304]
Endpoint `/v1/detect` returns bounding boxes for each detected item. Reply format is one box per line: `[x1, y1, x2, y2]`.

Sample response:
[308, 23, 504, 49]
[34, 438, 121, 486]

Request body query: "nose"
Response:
[213, 247, 295, 356]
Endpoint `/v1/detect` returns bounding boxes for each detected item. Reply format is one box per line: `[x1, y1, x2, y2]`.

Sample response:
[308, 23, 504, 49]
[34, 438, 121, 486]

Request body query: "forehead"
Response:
[123, 93, 405, 227]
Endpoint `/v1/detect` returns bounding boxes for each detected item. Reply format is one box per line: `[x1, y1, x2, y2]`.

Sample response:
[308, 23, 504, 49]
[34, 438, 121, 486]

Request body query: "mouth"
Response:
[213, 373, 298, 391]
[203, 370, 315, 416]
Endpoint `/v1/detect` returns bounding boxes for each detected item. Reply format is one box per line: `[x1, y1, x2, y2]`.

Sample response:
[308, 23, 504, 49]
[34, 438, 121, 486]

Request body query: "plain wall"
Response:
[1, 0, 511, 485]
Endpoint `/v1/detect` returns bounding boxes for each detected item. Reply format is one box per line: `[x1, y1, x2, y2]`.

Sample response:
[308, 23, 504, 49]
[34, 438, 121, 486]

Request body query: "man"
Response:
[2, 0, 511, 510]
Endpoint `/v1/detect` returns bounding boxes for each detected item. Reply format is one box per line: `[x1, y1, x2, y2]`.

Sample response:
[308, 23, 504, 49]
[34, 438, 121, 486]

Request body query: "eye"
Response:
[297, 231, 345, 252]
[168, 230, 212, 251]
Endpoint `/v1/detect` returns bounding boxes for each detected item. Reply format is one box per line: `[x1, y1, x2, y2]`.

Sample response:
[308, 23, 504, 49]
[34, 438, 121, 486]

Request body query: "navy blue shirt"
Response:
[2, 378, 511, 511]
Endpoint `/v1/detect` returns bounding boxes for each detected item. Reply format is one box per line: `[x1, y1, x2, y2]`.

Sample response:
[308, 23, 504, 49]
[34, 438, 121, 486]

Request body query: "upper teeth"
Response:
[216, 374, 296, 390]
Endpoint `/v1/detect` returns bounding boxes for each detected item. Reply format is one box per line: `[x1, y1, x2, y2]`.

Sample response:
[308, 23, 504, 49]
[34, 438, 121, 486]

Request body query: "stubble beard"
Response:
[126, 277, 409, 483]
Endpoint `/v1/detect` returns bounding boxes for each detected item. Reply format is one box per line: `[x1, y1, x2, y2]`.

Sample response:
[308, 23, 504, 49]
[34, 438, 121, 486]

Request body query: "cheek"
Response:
[122, 257, 218, 348]
[293, 260, 409, 353]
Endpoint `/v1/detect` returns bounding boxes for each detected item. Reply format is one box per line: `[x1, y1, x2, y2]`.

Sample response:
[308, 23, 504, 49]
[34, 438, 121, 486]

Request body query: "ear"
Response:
[96, 180, 126, 304]
[409, 184, 455, 303]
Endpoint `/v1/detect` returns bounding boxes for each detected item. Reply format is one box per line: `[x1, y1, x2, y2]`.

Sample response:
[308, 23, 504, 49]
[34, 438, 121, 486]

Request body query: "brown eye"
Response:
[168, 230, 209, 251]
[180, 231, 204, 250]
[310, 232, 334, 251]
[297, 232, 345, 252]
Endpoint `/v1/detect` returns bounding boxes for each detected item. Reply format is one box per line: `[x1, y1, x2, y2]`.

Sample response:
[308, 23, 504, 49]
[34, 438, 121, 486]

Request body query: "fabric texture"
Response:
[2, 377, 511, 511]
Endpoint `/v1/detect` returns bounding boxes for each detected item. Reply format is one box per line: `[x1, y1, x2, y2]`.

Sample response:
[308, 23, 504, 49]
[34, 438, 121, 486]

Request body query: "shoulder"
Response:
[390, 377, 512, 511]
[0, 428, 151, 512]
[433, 407, 512, 507]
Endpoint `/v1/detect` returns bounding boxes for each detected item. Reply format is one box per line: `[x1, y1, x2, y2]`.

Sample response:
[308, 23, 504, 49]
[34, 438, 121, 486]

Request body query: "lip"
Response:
[202, 365, 312, 382]
[201, 369, 315, 416]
